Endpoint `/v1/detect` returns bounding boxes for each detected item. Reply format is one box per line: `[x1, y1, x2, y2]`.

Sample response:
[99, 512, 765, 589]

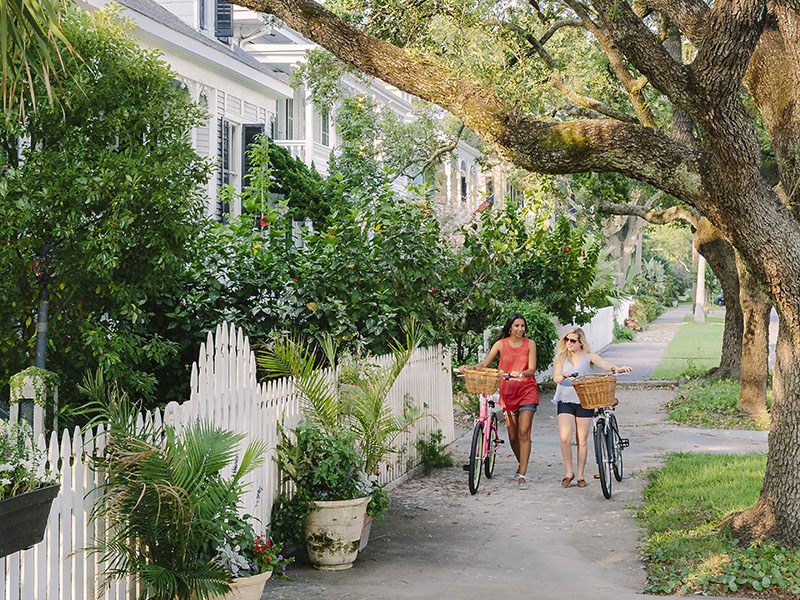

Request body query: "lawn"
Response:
[651, 314, 724, 379]
[637, 452, 800, 597]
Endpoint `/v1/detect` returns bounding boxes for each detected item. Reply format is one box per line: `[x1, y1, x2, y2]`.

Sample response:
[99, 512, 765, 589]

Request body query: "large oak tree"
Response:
[233, 0, 800, 547]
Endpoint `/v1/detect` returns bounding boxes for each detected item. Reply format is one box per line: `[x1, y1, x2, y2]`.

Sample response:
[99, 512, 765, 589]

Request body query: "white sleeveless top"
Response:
[552, 353, 592, 404]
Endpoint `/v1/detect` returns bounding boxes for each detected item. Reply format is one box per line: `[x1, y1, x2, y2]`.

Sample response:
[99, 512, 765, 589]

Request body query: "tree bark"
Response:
[735, 253, 772, 419]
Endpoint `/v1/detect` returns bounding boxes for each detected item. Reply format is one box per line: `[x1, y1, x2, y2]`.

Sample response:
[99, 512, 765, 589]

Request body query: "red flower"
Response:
[431, 286, 437, 295]
[564, 246, 570, 252]
[260, 215, 270, 227]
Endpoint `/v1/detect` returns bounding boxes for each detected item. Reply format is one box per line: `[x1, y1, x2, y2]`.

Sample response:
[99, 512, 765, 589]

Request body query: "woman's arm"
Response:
[589, 352, 631, 373]
[553, 356, 567, 383]
[470, 341, 502, 369]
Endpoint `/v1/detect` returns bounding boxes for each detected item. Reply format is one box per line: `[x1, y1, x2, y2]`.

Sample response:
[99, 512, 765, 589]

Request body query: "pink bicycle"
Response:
[459, 368, 520, 494]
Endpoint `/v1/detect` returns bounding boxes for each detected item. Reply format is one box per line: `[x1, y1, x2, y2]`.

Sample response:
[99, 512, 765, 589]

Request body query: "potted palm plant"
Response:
[260, 321, 427, 565]
[79, 370, 284, 600]
[0, 418, 59, 558]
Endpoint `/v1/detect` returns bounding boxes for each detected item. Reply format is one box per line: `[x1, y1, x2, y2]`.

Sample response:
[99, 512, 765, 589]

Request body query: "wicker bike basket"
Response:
[572, 372, 617, 409]
[461, 368, 502, 394]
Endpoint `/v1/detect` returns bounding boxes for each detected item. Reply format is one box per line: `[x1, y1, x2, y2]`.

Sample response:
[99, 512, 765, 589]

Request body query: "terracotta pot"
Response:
[304, 496, 370, 570]
[220, 570, 272, 600]
[0, 484, 60, 558]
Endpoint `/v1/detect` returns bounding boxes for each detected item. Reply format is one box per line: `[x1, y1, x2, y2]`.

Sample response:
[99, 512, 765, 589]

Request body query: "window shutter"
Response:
[215, 0, 233, 39]
[216, 117, 230, 223]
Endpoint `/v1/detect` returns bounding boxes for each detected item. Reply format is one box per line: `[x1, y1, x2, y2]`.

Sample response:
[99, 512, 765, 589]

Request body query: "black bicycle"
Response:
[572, 371, 630, 499]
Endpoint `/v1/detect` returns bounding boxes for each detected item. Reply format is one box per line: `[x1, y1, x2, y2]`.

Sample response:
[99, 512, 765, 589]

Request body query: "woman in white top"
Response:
[552, 327, 631, 488]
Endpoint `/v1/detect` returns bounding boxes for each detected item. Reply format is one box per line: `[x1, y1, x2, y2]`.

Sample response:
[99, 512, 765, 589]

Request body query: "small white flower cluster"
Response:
[355, 471, 379, 497]
[0, 419, 56, 500]
[215, 540, 250, 577]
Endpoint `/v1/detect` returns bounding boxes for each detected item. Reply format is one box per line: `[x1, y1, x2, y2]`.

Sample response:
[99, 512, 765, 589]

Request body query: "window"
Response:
[199, 0, 205, 30]
[275, 98, 294, 140]
[320, 109, 330, 146]
[216, 119, 239, 222]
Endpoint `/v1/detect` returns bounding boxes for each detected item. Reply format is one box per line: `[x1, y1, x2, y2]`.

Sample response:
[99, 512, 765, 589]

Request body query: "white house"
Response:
[79, 0, 516, 219]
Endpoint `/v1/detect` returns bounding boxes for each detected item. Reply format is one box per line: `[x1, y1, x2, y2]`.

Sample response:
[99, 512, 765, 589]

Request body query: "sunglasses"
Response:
[564, 337, 580, 343]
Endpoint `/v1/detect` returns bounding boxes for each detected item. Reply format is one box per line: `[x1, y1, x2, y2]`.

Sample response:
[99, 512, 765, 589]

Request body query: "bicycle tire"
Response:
[468, 421, 483, 494]
[485, 412, 498, 478]
[609, 413, 624, 482]
[594, 422, 612, 499]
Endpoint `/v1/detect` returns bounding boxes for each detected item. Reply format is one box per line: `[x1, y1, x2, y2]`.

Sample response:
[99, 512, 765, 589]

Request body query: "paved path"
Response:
[264, 306, 767, 600]
[598, 303, 690, 381]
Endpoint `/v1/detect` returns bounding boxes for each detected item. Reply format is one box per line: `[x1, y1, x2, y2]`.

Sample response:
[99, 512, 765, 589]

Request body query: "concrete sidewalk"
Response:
[264, 306, 765, 600]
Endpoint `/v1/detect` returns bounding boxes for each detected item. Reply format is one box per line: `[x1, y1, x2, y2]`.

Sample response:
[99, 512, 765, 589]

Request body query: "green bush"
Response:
[613, 321, 635, 342]
[495, 299, 558, 369]
[638, 294, 664, 322]
[412, 430, 454, 475]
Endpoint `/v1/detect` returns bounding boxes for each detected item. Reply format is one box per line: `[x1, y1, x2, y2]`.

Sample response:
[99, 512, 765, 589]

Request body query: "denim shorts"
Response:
[506, 403, 538, 416]
[556, 401, 594, 419]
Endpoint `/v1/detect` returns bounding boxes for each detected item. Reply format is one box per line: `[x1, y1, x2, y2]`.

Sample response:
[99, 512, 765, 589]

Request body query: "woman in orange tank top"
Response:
[468, 312, 539, 490]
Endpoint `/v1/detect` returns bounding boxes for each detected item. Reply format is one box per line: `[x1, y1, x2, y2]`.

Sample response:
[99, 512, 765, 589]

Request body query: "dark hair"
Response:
[498, 312, 527, 340]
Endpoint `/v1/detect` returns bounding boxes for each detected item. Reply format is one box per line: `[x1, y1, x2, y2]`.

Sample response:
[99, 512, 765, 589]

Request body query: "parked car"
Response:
[717, 290, 725, 306]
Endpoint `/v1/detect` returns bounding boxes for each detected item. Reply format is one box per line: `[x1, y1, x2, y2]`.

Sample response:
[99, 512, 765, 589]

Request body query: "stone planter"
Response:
[0, 484, 60, 558]
[358, 514, 373, 552]
[304, 496, 370, 570]
[220, 570, 272, 600]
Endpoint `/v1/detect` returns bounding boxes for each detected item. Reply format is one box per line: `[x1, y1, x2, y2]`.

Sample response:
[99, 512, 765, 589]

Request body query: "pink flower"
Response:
[564, 246, 570, 252]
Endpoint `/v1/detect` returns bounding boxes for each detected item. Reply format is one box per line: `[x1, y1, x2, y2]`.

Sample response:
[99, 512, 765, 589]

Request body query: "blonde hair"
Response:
[554, 327, 591, 368]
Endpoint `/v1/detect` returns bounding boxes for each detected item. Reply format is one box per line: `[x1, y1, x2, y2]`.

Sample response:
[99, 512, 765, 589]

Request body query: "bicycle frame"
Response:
[476, 393, 498, 459]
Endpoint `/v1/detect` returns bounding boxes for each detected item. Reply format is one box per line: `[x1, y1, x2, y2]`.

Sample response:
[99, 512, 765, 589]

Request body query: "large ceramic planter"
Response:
[304, 496, 370, 570]
[219, 571, 271, 600]
[358, 514, 373, 552]
[0, 484, 60, 558]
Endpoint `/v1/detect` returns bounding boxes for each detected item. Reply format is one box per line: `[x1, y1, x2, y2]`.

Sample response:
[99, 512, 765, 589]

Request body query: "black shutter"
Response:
[215, 0, 233, 39]
[216, 117, 230, 223]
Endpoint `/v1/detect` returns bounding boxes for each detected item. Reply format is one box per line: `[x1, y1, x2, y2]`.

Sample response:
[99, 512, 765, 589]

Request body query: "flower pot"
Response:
[358, 514, 373, 552]
[0, 484, 60, 558]
[304, 496, 370, 571]
[219, 571, 272, 600]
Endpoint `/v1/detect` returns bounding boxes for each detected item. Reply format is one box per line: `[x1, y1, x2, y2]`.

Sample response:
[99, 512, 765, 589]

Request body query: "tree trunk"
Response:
[695, 227, 742, 381]
[735, 253, 771, 419]
[731, 317, 800, 547]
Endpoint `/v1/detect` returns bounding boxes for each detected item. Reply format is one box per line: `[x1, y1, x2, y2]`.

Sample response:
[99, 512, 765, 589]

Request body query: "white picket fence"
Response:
[1, 323, 454, 600]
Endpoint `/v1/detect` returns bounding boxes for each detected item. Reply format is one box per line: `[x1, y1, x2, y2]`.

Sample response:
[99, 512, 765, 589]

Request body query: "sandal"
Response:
[576, 479, 587, 488]
[517, 475, 529, 490]
[561, 474, 575, 487]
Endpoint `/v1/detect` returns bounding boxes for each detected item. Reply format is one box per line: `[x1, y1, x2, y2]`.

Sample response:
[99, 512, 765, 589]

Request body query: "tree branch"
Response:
[501, 21, 641, 123]
[410, 123, 466, 180]
[539, 18, 584, 44]
[562, 0, 658, 127]
[591, 0, 693, 108]
[633, 0, 710, 42]
[596, 198, 698, 226]
[230, 0, 703, 203]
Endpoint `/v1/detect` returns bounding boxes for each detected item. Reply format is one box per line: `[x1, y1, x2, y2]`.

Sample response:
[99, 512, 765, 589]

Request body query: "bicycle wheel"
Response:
[608, 413, 624, 482]
[468, 421, 483, 494]
[484, 412, 498, 478]
[594, 422, 612, 499]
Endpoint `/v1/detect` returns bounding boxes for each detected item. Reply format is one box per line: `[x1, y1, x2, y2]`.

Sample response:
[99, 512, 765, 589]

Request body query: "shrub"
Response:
[412, 430, 454, 475]
[613, 321, 635, 342]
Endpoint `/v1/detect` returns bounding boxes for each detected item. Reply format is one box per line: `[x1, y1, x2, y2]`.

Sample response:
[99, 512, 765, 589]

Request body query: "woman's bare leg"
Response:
[558, 413, 576, 478]
[575, 416, 593, 481]
[516, 410, 535, 477]
[505, 413, 520, 463]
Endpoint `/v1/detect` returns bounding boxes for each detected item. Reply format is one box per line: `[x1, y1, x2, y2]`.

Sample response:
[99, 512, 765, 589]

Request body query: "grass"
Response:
[637, 452, 800, 597]
[651, 314, 724, 379]
[668, 379, 770, 431]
